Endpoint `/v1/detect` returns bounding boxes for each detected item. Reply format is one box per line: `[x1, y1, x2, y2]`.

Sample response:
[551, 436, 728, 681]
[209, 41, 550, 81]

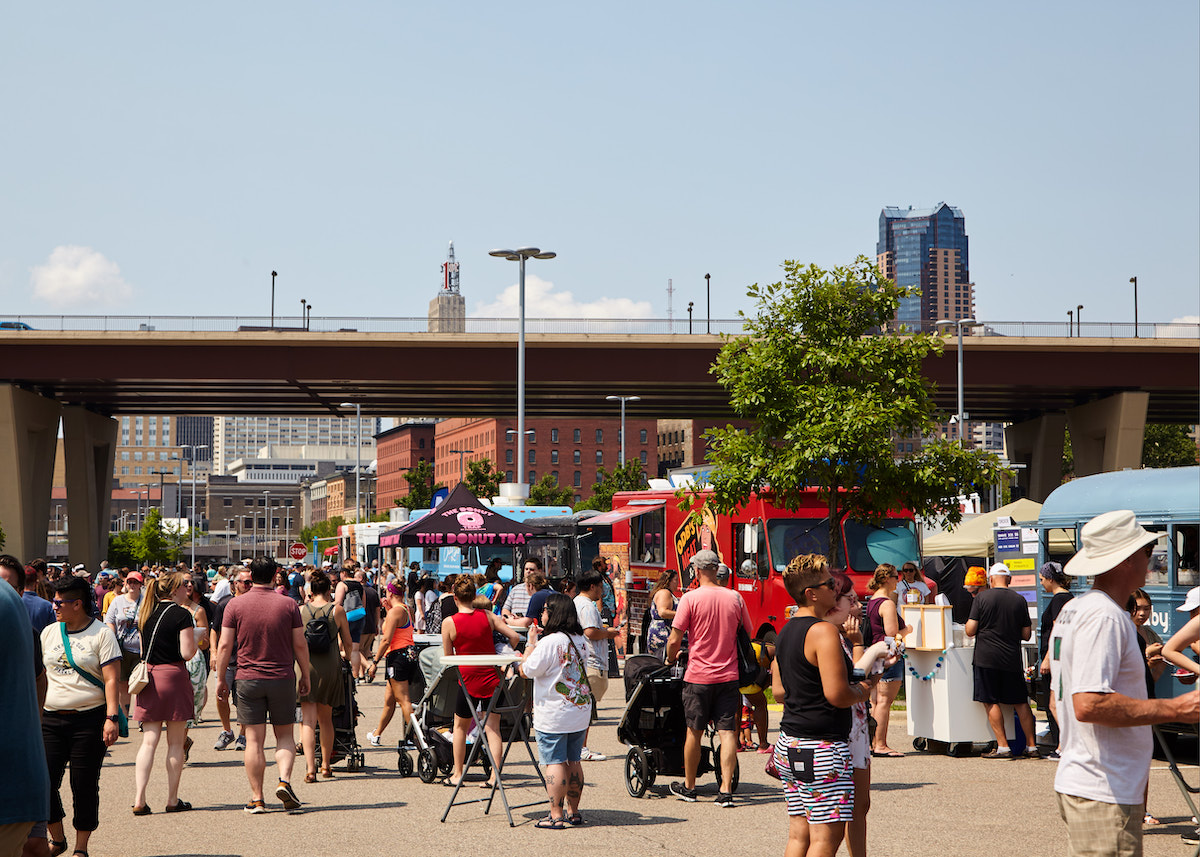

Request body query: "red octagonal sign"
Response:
[289, 542, 308, 561]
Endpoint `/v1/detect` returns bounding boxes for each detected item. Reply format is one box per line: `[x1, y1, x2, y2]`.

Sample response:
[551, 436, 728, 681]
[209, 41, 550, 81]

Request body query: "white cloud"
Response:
[31, 245, 133, 306]
[473, 274, 654, 319]
[1159, 315, 1200, 338]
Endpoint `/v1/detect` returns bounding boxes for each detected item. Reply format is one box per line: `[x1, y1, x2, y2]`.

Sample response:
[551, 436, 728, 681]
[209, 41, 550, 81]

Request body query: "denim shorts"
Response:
[535, 729, 586, 765]
[880, 660, 904, 682]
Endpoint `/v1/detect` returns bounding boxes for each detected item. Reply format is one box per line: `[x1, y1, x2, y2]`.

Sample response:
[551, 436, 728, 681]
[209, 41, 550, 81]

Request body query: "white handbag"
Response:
[128, 607, 172, 696]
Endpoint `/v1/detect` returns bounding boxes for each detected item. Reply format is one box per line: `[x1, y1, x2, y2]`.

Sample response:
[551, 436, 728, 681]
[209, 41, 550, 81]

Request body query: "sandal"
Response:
[320, 768, 334, 779]
[566, 812, 584, 826]
[1144, 813, 1161, 825]
[304, 773, 317, 784]
[49, 840, 68, 857]
[132, 804, 152, 816]
[165, 799, 192, 813]
[535, 815, 568, 829]
[72, 852, 88, 857]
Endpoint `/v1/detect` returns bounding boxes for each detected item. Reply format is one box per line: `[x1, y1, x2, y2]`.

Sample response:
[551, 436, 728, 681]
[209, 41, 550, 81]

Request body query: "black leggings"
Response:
[42, 706, 106, 832]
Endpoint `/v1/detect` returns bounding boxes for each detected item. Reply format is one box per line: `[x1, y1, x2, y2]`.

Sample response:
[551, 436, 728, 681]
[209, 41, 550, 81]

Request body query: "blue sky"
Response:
[3, 2, 1197, 326]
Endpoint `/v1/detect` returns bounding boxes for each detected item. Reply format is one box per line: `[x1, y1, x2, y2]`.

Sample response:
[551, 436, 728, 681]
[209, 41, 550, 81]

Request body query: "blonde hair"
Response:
[138, 570, 189, 633]
[867, 564, 897, 593]
[783, 554, 828, 605]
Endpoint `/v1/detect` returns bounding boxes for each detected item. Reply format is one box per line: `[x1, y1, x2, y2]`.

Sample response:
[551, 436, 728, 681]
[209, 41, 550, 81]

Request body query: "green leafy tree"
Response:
[465, 458, 502, 500]
[529, 473, 574, 506]
[107, 529, 139, 567]
[299, 516, 346, 547]
[699, 257, 1005, 564]
[400, 460, 444, 510]
[576, 459, 649, 512]
[1142, 424, 1199, 468]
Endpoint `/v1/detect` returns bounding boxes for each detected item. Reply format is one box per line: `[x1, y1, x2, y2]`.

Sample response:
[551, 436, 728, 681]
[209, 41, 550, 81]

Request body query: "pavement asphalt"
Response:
[56, 670, 1199, 857]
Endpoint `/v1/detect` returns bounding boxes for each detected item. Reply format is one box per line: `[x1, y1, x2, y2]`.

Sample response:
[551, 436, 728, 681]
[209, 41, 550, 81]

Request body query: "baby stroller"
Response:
[316, 658, 365, 772]
[616, 654, 738, 798]
[397, 645, 493, 782]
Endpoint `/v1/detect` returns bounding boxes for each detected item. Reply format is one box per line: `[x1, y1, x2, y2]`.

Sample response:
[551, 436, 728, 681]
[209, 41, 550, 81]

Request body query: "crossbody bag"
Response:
[59, 622, 126, 736]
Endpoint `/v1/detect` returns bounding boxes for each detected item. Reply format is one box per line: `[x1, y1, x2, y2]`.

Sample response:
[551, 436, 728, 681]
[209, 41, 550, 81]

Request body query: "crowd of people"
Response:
[2, 509, 1199, 857]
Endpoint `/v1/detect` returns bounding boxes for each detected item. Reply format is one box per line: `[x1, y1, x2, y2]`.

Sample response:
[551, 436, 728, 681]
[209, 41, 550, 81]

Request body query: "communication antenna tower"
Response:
[442, 242, 460, 294]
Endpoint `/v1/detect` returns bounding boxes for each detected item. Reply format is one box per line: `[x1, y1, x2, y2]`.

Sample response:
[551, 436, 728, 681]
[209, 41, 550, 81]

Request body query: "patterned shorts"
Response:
[774, 732, 854, 822]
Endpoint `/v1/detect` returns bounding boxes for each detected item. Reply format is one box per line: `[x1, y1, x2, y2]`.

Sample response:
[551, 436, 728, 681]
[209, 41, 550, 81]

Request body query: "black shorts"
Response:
[119, 648, 141, 682]
[455, 688, 495, 720]
[681, 679, 741, 732]
[235, 677, 297, 726]
[972, 665, 1028, 705]
[385, 650, 417, 683]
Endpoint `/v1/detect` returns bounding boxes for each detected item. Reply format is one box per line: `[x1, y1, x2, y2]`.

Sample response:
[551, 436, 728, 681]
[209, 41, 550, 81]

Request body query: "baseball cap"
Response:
[1177, 586, 1200, 613]
[989, 562, 1011, 578]
[692, 550, 719, 570]
[126, 572, 144, 583]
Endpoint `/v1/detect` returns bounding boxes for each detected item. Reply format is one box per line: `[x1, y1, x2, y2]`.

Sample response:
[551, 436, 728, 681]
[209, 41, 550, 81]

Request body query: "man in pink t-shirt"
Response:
[665, 550, 752, 807]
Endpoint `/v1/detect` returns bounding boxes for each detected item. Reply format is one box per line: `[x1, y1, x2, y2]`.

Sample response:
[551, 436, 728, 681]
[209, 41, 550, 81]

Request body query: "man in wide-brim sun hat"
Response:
[1048, 510, 1199, 855]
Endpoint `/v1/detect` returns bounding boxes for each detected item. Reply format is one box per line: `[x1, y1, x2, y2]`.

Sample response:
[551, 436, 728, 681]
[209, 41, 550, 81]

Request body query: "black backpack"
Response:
[305, 605, 336, 655]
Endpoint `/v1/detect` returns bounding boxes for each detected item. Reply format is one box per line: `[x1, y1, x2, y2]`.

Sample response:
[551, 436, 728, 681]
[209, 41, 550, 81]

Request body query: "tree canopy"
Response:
[1141, 424, 1199, 469]
[576, 459, 649, 512]
[399, 460, 445, 511]
[529, 473, 574, 506]
[700, 257, 1004, 562]
[465, 458, 502, 500]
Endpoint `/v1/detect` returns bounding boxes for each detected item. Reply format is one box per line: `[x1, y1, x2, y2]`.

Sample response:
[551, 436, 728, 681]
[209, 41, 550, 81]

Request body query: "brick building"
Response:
[375, 420, 437, 512]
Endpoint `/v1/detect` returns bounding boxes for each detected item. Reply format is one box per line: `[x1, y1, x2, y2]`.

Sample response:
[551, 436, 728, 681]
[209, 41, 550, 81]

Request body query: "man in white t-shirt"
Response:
[1049, 510, 1199, 856]
[573, 570, 621, 762]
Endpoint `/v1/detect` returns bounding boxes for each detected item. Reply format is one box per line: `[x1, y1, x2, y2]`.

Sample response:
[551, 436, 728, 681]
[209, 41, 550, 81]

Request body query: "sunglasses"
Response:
[52, 598, 81, 607]
[235, 579, 252, 586]
[808, 577, 836, 592]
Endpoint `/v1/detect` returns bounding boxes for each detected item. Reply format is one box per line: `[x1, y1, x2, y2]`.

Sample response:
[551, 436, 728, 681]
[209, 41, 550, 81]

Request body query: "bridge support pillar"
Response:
[1066, 391, 1149, 478]
[61, 406, 117, 573]
[1004, 413, 1067, 502]
[0, 385, 62, 563]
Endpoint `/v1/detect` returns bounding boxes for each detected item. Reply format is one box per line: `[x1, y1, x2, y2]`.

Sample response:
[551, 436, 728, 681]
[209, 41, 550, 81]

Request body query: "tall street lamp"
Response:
[1076, 304, 1083, 337]
[262, 489, 272, 557]
[705, 273, 711, 333]
[270, 270, 278, 329]
[488, 246, 556, 494]
[1130, 276, 1138, 337]
[936, 318, 982, 444]
[1067, 309, 1073, 337]
[340, 402, 362, 522]
[181, 444, 208, 568]
[448, 448, 475, 485]
[606, 395, 641, 465]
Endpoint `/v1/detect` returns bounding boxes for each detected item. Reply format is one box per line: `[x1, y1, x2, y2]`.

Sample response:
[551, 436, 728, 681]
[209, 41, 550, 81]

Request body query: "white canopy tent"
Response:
[922, 498, 1046, 558]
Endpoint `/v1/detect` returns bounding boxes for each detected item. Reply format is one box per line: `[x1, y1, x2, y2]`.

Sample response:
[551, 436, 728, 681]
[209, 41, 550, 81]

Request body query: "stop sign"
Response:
[289, 542, 308, 561]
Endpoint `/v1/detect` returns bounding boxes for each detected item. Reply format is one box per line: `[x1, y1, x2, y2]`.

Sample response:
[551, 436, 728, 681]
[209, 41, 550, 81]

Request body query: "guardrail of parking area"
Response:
[2, 316, 1197, 338]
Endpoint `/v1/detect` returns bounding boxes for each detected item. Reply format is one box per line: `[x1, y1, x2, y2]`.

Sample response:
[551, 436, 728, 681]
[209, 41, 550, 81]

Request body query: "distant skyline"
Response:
[2, 3, 1196, 328]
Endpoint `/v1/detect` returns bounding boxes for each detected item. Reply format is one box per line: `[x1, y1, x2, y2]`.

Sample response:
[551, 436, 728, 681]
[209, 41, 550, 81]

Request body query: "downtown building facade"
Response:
[211, 415, 378, 476]
[876, 202, 975, 332]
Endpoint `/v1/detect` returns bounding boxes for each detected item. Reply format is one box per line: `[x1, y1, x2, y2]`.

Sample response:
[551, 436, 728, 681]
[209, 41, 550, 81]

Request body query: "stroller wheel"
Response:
[398, 750, 414, 778]
[417, 749, 439, 784]
[625, 747, 651, 798]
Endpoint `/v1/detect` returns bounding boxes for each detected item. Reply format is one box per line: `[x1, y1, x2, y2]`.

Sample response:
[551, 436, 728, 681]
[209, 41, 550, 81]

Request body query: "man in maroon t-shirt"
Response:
[214, 557, 310, 814]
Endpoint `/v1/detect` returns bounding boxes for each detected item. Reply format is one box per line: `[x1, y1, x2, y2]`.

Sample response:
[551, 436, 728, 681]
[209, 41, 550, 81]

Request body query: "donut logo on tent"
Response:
[457, 510, 484, 530]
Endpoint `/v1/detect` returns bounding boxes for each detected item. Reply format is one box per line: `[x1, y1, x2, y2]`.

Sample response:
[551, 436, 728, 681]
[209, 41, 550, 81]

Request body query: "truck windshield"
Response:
[766, 519, 831, 571]
[843, 519, 919, 571]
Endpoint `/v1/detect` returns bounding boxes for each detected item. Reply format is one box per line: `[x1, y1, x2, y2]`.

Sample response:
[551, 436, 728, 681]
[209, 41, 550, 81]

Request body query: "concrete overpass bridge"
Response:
[1, 320, 1196, 570]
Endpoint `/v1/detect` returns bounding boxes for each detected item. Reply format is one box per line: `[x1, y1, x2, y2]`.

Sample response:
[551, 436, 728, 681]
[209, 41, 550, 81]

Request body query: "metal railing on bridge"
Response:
[2, 315, 1197, 338]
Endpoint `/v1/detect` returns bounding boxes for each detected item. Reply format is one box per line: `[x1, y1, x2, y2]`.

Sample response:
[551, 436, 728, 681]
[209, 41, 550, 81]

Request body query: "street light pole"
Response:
[300, 298, 307, 331]
[1067, 309, 1073, 337]
[687, 302, 693, 334]
[705, 273, 711, 334]
[262, 489, 271, 558]
[936, 318, 981, 444]
[270, 270, 277, 329]
[181, 444, 208, 568]
[605, 395, 641, 465]
[489, 246, 556, 494]
[1130, 277, 1138, 337]
[340, 402, 362, 521]
[1076, 304, 1083, 337]
[448, 448, 475, 485]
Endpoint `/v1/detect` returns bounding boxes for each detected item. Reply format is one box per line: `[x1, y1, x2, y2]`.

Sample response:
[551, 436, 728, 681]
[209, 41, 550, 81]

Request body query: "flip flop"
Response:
[535, 816, 568, 829]
[871, 750, 904, 758]
[1144, 813, 1161, 825]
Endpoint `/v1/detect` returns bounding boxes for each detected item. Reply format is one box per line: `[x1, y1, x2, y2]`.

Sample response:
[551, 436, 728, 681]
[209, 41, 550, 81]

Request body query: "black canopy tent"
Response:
[378, 483, 545, 551]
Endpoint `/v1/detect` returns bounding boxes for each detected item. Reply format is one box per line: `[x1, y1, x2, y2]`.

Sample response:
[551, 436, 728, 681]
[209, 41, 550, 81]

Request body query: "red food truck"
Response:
[602, 487, 919, 643]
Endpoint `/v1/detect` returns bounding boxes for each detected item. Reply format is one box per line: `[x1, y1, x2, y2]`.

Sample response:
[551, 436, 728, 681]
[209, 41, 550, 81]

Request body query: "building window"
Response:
[551, 428, 559, 443]
[573, 450, 581, 465]
[505, 449, 513, 464]
[551, 470, 559, 482]
[640, 429, 648, 443]
[640, 450, 648, 465]
[595, 429, 603, 444]
[528, 430, 536, 444]
[573, 429, 581, 443]
[573, 471, 581, 488]
[528, 470, 536, 482]
[528, 449, 536, 464]
[505, 470, 513, 482]
[223, 498, 232, 507]
[550, 450, 559, 464]
[596, 450, 604, 465]
[419, 438, 425, 449]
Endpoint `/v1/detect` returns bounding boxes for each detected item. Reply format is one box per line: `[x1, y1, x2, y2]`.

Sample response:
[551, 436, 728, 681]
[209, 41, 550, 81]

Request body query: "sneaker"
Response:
[234, 735, 246, 752]
[1182, 829, 1199, 846]
[275, 780, 302, 812]
[580, 747, 607, 762]
[244, 799, 267, 815]
[213, 730, 235, 751]
[715, 792, 734, 808]
[670, 782, 697, 802]
[366, 731, 381, 747]
[981, 748, 1013, 759]
[1043, 750, 1061, 760]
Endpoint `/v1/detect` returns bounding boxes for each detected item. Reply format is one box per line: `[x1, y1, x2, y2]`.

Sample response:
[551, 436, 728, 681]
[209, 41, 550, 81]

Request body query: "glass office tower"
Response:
[876, 203, 974, 332]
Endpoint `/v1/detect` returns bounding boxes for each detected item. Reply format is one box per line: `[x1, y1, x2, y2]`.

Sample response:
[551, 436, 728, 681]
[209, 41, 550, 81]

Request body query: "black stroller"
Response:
[316, 658, 366, 772]
[616, 654, 738, 798]
[398, 646, 493, 783]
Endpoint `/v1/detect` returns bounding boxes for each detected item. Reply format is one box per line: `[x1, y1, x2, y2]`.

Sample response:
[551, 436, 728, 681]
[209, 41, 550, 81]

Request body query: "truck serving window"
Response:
[767, 519, 830, 571]
[842, 519, 919, 572]
[631, 507, 666, 566]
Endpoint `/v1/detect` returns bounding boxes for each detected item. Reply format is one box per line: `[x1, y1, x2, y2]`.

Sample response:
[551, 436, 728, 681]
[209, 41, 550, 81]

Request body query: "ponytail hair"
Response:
[138, 570, 188, 634]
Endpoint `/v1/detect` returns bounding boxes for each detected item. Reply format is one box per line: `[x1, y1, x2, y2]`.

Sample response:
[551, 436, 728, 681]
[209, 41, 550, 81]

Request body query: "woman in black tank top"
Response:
[771, 555, 878, 857]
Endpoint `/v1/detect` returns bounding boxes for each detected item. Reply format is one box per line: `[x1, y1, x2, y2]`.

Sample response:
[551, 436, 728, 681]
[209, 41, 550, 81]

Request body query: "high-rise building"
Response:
[211, 416, 378, 476]
[876, 203, 975, 332]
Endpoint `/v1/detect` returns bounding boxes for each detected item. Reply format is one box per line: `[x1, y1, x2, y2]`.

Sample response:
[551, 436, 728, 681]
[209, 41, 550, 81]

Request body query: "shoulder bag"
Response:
[566, 636, 600, 725]
[128, 605, 173, 696]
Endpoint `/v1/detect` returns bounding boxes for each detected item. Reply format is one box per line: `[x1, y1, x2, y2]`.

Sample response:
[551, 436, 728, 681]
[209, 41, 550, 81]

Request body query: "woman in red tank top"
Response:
[442, 576, 521, 787]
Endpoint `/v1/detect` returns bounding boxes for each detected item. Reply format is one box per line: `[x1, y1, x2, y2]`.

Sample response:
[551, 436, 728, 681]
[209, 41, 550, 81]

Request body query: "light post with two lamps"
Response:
[935, 318, 982, 444]
[605, 395, 641, 465]
[489, 246, 556, 495]
[448, 448, 475, 485]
